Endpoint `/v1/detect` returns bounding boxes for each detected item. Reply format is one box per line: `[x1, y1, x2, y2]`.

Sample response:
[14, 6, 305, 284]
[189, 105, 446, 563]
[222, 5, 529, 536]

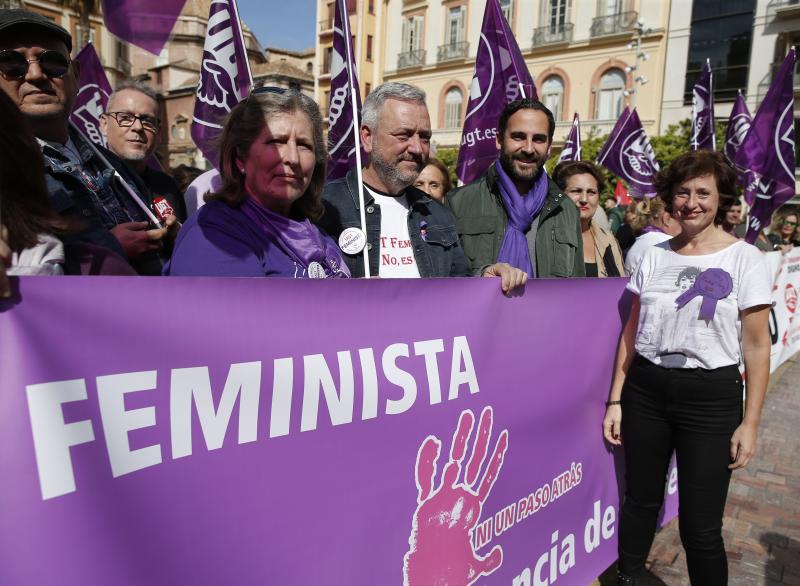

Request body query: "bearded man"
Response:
[447, 99, 585, 278]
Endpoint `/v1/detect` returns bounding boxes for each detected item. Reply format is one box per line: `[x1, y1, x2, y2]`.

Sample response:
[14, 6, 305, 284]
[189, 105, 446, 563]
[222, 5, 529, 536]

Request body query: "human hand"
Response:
[482, 262, 528, 295]
[0, 225, 11, 298]
[163, 214, 181, 243]
[404, 407, 509, 586]
[111, 221, 166, 259]
[729, 421, 758, 469]
[603, 405, 622, 446]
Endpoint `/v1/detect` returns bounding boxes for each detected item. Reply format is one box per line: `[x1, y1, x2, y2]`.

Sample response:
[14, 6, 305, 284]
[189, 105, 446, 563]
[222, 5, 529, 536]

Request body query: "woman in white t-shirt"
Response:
[602, 151, 772, 585]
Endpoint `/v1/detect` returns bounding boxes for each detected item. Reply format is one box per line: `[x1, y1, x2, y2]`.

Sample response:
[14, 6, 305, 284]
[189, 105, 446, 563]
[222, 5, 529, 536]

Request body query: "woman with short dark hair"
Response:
[165, 89, 349, 278]
[603, 150, 772, 585]
[553, 161, 624, 277]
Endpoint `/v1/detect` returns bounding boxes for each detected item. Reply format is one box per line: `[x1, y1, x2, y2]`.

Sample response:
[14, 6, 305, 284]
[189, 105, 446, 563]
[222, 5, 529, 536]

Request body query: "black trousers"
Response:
[618, 355, 743, 585]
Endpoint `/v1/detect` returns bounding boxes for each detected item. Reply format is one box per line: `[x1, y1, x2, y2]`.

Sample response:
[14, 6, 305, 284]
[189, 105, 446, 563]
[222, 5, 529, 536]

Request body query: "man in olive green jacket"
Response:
[447, 99, 584, 278]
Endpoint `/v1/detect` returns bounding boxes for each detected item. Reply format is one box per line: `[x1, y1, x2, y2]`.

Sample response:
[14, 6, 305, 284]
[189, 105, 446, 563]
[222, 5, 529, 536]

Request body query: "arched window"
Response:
[596, 68, 625, 120]
[541, 76, 564, 121]
[444, 87, 463, 128]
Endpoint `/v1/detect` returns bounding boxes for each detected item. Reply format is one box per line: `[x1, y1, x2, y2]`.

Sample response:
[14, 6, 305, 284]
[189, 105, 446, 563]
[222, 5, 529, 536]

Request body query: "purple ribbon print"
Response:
[675, 268, 733, 321]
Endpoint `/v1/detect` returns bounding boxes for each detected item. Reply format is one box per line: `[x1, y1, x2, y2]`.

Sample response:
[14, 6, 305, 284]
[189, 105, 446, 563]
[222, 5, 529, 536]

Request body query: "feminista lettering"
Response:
[26, 336, 480, 501]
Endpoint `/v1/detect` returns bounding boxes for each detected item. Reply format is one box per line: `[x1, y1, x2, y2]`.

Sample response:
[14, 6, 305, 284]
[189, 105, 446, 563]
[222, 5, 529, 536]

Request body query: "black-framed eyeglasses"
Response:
[104, 111, 161, 133]
[0, 49, 71, 80]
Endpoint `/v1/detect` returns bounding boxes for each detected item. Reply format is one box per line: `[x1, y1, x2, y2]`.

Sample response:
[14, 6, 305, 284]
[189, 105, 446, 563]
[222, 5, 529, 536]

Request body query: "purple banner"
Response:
[326, 0, 364, 181]
[724, 92, 757, 206]
[0, 277, 678, 585]
[732, 49, 797, 244]
[557, 113, 582, 163]
[102, 0, 187, 55]
[456, 0, 535, 185]
[596, 108, 660, 199]
[191, 0, 252, 168]
[691, 59, 715, 151]
[70, 43, 112, 147]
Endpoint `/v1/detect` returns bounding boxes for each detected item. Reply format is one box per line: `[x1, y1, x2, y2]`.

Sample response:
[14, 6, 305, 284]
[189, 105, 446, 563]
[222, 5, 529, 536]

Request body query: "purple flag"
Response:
[724, 92, 757, 206]
[691, 59, 715, 151]
[326, 0, 364, 181]
[101, 0, 187, 55]
[70, 43, 112, 148]
[596, 108, 660, 198]
[191, 0, 252, 168]
[732, 49, 797, 244]
[456, 0, 536, 185]
[557, 113, 582, 163]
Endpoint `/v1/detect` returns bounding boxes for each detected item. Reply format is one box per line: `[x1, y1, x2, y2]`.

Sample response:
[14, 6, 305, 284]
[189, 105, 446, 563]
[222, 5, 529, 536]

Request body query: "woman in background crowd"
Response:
[413, 157, 451, 204]
[553, 161, 624, 277]
[603, 150, 771, 586]
[766, 207, 800, 252]
[624, 197, 682, 274]
[0, 90, 69, 289]
[165, 88, 349, 278]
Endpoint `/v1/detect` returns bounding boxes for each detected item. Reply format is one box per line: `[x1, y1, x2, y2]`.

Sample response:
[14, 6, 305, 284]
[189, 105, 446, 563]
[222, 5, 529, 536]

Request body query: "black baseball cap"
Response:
[0, 9, 73, 52]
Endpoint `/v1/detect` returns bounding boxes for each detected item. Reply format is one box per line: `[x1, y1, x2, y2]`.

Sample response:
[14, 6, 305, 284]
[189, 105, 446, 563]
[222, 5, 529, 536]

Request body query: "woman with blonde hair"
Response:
[624, 196, 682, 274]
[165, 88, 349, 278]
[766, 206, 800, 253]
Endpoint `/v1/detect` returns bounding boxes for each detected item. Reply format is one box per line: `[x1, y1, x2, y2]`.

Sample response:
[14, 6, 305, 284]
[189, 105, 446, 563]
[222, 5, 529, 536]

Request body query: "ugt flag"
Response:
[191, 0, 252, 168]
[70, 43, 112, 147]
[327, 0, 364, 181]
[101, 0, 187, 55]
[596, 108, 660, 198]
[691, 59, 715, 151]
[456, 0, 535, 185]
[732, 49, 797, 244]
[724, 91, 757, 206]
[557, 113, 582, 163]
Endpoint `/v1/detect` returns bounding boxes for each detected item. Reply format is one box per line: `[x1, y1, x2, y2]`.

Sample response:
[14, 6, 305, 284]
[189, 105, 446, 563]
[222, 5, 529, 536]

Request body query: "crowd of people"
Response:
[0, 9, 791, 585]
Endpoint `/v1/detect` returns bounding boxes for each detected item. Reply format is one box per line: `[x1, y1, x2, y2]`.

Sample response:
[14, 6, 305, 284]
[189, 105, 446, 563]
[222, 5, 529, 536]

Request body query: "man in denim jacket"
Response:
[320, 82, 524, 290]
[0, 10, 175, 275]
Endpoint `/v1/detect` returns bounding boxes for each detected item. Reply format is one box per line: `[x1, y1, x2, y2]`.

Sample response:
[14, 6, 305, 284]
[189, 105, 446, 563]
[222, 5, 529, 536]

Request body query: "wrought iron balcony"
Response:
[398, 49, 426, 69]
[767, 0, 800, 18]
[437, 41, 469, 63]
[319, 17, 333, 32]
[590, 11, 637, 37]
[532, 22, 574, 46]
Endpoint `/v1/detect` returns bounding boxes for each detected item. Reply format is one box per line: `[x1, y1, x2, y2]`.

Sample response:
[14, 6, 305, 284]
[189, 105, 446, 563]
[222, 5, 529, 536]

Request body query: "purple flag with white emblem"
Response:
[101, 0, 187, 55]
[191, 0, 252, 168]
[70, 43, 112, 148]
[557, 113, 582, 163]
[326, 0, 363, 181]
[732, 49, 797, 244]
[691, 59, 715, 151]
[596, 108, 660, 199]
[456, 0, 535, 185]
[724, 92, 757, 206]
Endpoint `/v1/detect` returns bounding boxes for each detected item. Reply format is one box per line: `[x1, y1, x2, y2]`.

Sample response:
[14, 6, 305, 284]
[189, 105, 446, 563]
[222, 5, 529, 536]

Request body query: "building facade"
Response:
[375, 0, 670, 153]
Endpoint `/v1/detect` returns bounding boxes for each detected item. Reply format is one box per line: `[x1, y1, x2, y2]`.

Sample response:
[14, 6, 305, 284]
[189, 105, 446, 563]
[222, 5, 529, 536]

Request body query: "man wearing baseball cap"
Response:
[0, 9, 174, 274]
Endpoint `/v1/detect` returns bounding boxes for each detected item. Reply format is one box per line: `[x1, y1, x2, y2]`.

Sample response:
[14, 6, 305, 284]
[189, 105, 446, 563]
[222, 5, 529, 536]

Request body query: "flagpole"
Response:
[707, 58, 716, 151]
[69, 121, 163, 228]
[339, 0, 370, 278]
[230, 0, 254, 90]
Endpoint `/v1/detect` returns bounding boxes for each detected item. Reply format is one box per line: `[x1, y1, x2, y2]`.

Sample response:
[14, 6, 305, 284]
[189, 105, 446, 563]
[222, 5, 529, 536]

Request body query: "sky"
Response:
[238, 0, 318, 53]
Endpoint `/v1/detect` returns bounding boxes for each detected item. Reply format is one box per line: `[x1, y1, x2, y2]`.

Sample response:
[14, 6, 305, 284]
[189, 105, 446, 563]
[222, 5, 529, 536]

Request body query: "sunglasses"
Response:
[783, 220, 798, 227]
[0, 50, 71, 80]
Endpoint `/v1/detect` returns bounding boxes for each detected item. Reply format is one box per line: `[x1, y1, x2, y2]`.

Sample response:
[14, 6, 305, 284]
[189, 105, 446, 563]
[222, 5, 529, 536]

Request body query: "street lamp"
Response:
[624, 20, 651, 110]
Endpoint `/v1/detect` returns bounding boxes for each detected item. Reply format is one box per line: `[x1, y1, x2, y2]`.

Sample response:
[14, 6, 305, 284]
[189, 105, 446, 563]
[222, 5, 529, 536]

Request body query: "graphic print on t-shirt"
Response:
[366, 186, 421, 278]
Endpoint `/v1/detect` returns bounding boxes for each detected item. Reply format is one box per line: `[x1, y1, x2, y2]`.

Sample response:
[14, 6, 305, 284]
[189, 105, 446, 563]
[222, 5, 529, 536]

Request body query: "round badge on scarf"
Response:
[307, 262, 327, 279]
[338, 227, 367, 255]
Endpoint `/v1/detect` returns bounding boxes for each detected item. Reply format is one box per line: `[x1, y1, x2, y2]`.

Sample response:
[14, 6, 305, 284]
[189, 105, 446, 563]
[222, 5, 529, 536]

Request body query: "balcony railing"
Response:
[319, 17, 333, 32]
[756, 60, 800, 102]
[532, 22, 574, 46]
[590, 11, 637, 37]
[319, 62, 331, 76]
[116, 57, 131, 75]
[398, 49, 426, 69]
[437, 41, 469, 62]
[767, 0, 800, 18]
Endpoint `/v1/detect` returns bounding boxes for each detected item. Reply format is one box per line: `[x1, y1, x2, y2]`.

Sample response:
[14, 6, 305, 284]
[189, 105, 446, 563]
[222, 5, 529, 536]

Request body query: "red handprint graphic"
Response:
[403, 407, 509, 586]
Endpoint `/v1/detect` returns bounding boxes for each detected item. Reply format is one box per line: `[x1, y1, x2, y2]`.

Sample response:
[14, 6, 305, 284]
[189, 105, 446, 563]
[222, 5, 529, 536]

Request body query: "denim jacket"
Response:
[39, 129, 162, 274]
[320, 169, 470, 278]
